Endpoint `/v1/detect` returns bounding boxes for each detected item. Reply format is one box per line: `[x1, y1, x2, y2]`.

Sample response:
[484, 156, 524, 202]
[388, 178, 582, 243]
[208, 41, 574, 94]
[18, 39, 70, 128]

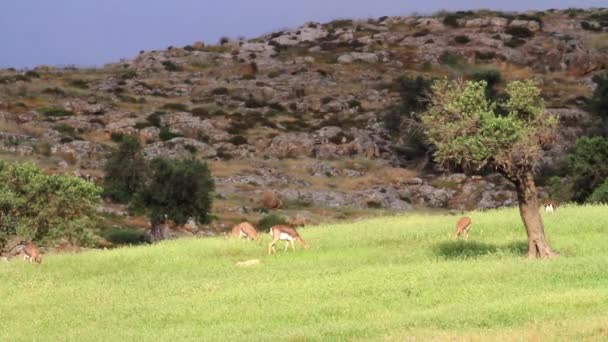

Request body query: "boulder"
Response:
[265, 133, 314, 158]
[338, 53, 379, 64]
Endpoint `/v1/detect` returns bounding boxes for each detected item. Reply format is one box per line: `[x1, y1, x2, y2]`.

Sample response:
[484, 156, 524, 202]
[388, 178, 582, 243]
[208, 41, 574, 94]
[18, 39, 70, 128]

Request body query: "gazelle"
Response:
[268, 225, 309, 255]
[10, 242, 42, 264]
[230, 221, 258, 240]
[455, 216, 472, 240]
[543, 200, 557, 214]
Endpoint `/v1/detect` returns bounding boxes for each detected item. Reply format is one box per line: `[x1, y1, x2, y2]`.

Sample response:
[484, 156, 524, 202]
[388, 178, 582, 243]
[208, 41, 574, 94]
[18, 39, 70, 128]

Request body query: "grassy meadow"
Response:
[1, 205, 608, 341]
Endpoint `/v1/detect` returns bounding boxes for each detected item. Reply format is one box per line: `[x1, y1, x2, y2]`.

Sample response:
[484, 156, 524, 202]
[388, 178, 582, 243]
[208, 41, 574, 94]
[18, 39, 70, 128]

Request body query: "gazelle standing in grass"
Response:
[268, 225, 309, 255]
[543, 200, 557, 214]
[9, 242, 43, 264]
[455, 216, 472, 240]
[230, 221, 258, 240]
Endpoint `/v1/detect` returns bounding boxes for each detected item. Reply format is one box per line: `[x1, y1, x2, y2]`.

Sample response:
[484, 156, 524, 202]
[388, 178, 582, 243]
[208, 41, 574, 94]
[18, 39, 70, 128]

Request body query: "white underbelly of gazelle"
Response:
[279, 233, 294, 241]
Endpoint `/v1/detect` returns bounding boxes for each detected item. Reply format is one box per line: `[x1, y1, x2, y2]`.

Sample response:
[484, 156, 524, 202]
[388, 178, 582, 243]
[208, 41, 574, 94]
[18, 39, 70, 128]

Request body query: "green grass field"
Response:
[1, 205, 608, 341]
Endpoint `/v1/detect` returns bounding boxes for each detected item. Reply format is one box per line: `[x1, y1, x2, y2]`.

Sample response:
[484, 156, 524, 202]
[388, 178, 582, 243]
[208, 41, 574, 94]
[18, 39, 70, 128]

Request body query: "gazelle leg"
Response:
[290, 240, 296, 252]
[268, 239, 278, 255]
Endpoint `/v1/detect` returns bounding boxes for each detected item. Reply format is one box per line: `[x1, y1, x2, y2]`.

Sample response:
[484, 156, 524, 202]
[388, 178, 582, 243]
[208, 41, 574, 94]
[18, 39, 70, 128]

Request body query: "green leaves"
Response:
[0, 161, 102, 248]
[130, 158, 215, 226]
[421, 78, 557, 175]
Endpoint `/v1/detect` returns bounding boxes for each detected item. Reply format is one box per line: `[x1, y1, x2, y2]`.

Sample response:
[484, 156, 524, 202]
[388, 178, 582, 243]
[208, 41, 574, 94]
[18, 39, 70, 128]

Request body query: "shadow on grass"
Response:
[434, 240, 528, 259]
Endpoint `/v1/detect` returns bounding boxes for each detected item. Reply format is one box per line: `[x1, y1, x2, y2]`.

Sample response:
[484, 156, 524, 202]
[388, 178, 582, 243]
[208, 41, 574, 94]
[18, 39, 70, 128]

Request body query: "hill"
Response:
[0, 8, 607, 234]
[1, 205, 608, 340]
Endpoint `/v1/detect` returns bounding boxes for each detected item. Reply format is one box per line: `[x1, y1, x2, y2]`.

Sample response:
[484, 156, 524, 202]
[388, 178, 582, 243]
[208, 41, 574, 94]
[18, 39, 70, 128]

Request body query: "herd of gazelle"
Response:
[229, 222, 310, 255]
[6, 200, 558, 264]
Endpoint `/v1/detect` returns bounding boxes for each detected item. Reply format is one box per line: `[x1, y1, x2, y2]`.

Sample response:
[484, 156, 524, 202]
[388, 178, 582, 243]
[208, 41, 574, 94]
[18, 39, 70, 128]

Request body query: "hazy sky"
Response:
[0, 1, 604, 68]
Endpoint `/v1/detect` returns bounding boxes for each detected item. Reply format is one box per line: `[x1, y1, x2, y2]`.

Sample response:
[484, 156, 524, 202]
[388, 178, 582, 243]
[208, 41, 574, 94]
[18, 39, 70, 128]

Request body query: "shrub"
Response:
[102, 228, 147, 245]
[383, 76, 432, 137]
[191, 107, 210, 118]
[146, 112, 164, 127]
[69, 79, 89, 89]
[475, 51, 497, 60]
[567, 136, 608, 202]
[103, 136, 146, 203]
[587, 179, 608, 203]
[505, 26, 534, 39]
[40, 107, 74, 117]
[110, 132, 125, 143]
[134, 122, 153, 130]
[321, 96, 334, 105]
[211, 87, 229, 96]
[504, 37, 526, 48]
[53, 124, 76, 136]
[590, 73, 608, 119]
[438, 52, 465, 67]
[159, 127, 182, 141]
[443, 14, 461, 27]
[413, 30, 430, 37]
[0, 162, 102, 248]
[257, 214, 287, 231]
[24, 70, 40, 78]
[42, 87, 66, 97]
[581, 21, 602, 32]
[470, 69, 502, 99]
[161, 60, 182, 72]
[184, 144, 197, 154]
[229, 135, 248, 146]
[454, 35, 471, 44]
[162, 103, 189, 112]
[219, 37, 230, 45]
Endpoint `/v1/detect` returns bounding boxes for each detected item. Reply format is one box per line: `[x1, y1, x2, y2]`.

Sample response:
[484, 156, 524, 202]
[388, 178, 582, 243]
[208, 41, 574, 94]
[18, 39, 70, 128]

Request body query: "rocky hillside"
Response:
[0, 8, 606, 232]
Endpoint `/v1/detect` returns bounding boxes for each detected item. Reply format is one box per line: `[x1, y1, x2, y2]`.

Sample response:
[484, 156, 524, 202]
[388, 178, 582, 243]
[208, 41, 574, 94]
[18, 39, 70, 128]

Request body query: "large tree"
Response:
[131, 158, 214, 242]
[421, 79, 558, 258]
[103, 135, 146, 203]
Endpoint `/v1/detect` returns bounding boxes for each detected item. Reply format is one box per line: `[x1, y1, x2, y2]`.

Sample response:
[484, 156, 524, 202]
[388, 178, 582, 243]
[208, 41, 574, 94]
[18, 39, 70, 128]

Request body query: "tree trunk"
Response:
[150, 221, 165, 243]
[514, 171, 556, 259]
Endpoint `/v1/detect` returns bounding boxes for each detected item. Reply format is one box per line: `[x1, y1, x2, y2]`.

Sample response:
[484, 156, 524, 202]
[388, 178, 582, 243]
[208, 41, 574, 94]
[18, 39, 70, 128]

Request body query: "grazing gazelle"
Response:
[11, 242, 42, 264]
[230, 221, 258, 240]
[268, 225, 309, 255]
[543, 200, 557, 214]
[455, 216, 473, 240]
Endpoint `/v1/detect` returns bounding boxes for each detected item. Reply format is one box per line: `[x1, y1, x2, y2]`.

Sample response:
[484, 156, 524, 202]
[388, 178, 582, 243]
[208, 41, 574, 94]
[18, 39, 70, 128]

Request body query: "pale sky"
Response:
[0, 1, 604, 68]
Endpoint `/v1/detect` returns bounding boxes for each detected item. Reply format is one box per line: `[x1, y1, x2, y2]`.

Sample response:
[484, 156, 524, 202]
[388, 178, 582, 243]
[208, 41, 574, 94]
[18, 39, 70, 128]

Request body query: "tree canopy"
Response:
[0, 162, 102, 248]
[421, 79, 558, 180]
[131, 158, 215, 228]
[103, 135, 146, 203]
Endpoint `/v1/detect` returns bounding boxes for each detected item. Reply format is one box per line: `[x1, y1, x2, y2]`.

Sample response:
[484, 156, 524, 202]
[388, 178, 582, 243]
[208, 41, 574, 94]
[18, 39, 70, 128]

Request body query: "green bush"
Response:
[191, 107, 210, 118]
[162, 60, 182, 72]
[590, 73, 608, 119]
[504, 37, 526, 48]
[103, 136, 146, 203]
[587, 179, 608, 203]
[257, 214, 287, 231]
[454, 35, 470, 44]
[161, 103, 189, 112]
[0, 161, 102, 248]
[505, 26, 534, 38]
[567, 136, 608, 202]
[146, 112, 164, 127]
[40, 107, 74, 117]
[438, 52, 465, 67]
[102, 228, 147, 245]
[470, 69, 502, 100]
[159, 127, 183, 141]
